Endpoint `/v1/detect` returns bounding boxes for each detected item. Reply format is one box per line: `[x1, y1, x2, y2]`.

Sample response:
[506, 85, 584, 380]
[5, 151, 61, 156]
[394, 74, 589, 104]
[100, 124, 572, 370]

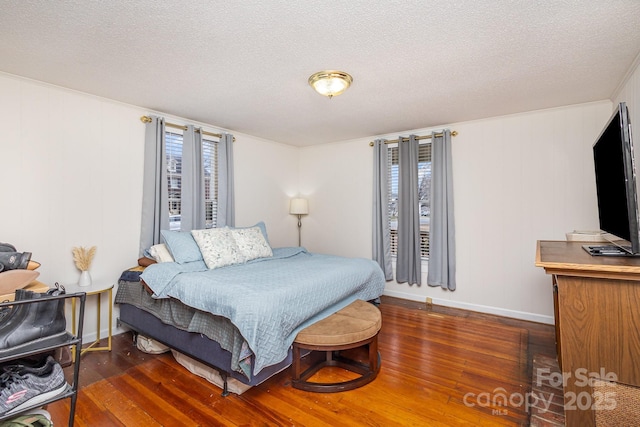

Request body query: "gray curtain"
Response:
[372, 139, 393, 280]
[180, 125, 206, 231]
[428, 130, 456, 290]
[217, 133, 235, 227]
[396, 135, 421, 285]
[139, 116, 169, 255]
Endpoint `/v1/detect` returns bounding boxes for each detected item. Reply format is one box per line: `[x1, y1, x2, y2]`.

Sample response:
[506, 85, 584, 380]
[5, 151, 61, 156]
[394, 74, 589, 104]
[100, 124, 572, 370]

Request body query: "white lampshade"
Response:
[290, 198, 309, 215]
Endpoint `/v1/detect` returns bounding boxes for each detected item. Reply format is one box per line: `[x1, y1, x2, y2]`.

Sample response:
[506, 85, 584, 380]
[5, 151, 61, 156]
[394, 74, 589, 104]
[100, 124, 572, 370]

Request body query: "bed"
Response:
[115, 226, 385, 394]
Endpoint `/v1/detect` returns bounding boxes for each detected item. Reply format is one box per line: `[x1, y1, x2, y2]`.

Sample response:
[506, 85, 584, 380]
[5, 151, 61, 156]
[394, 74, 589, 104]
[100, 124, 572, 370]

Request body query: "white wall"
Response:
[613, 52, 640, 167]
[0, 74, 145, 289]
[3, 56, 636, 337]
[298, 140, 374, 258]
[299, 101, 613, 323]
[232, 134, 300, 248]
[0, 72, 299, 340]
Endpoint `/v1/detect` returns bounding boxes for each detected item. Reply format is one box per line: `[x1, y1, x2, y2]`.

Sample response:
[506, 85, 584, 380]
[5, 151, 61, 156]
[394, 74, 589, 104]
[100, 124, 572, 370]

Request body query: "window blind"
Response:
[165, 131, 219, 230]
[166, 131, 183, 230]
[388, 142, 432, 259]
[203, 138, 218, 228]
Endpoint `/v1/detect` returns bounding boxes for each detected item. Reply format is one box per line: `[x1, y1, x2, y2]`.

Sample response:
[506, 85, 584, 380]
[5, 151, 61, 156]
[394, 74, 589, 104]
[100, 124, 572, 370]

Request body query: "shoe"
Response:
[0, 252, 32, 271]
[1, 355, 56, 378]
[0, 301, 9, 322]
[0, 243, 17, 253]
[1, 354, 47, 375]
[26, 260, 41, 271]
[0, 287, 66, 357]
[0, 356, 66, 416]
[0, 289, 36, 327]
[0, 409, 53, 427]
[0, 270, 40, 296]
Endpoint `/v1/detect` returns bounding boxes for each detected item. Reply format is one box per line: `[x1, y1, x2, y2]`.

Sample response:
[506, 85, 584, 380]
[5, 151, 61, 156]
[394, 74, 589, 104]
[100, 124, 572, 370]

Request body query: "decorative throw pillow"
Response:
[148, 243, 175, 263]
[191, 228, 244, 269]
[231, 226, 273, 261]
[228, 221, 270, 245]
[160, 230, 204, 264]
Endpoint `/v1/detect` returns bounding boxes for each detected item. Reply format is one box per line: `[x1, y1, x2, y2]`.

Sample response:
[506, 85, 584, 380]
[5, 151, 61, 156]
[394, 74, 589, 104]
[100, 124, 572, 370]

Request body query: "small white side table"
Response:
[65, 282, 113, 359]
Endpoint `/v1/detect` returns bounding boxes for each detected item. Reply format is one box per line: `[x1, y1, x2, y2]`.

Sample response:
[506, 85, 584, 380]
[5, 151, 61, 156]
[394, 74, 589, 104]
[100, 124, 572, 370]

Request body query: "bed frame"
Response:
[116, 249, 384, 396]
[117, 303, 293, 396]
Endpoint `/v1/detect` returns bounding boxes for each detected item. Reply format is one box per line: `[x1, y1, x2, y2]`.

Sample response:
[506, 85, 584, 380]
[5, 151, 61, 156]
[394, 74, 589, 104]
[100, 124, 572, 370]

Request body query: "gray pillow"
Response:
[160, 230, 204, 263]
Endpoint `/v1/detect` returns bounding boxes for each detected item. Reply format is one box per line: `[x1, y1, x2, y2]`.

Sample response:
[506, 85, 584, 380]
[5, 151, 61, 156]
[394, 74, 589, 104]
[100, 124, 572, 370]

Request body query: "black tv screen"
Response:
[592, 102, 640, 254]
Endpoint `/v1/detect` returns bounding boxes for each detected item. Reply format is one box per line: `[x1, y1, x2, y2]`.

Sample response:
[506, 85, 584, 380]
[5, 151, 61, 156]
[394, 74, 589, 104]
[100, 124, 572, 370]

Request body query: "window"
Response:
[202, 138, 218, 229]
[166, 132, 182, 230]
[165, 131, 218, 231]
[388, 142, 431, 259]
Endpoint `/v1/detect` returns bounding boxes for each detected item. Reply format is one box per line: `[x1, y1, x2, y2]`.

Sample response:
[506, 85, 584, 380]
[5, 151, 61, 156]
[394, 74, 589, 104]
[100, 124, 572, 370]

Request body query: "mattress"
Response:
[117, 302, 292, 386]
[115, 276, 254, 378]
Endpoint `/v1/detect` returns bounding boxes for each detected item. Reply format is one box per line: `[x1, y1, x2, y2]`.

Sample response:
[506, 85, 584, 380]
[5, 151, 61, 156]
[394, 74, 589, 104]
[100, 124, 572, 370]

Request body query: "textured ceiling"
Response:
[1, 1, 640, 146]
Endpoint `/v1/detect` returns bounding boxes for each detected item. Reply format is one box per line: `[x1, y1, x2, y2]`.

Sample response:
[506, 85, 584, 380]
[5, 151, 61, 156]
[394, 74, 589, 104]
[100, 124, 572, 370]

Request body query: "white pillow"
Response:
[231, 226, 273, 261]
[148, 244, 175, 263]
[191, 228, 244, 269]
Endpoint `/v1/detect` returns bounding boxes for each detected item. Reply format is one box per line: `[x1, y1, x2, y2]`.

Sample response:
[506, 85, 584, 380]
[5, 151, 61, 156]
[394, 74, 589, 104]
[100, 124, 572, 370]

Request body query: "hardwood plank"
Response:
[47, 296, 555, 426]
[83, 380, 155, 426]
[132, 359, 240, 426]
[107, 369, 199, 426]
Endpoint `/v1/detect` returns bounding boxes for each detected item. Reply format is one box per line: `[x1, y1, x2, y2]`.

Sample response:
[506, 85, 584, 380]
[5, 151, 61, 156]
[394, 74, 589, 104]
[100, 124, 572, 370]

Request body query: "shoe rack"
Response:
[0, 291, 86, 427]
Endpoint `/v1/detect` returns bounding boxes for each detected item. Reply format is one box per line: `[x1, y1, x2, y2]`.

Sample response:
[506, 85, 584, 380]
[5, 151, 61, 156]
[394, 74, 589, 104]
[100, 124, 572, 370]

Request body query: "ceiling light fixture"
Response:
[308, 70, 353, 99]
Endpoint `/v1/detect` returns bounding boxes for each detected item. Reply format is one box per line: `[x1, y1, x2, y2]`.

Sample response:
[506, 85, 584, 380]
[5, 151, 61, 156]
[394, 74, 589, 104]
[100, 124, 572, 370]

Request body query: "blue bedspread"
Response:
[141, 248, 385, 375]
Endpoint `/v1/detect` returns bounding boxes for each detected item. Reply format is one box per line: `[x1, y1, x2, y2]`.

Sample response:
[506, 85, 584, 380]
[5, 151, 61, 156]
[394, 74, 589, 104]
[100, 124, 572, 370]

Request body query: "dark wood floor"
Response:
[48, 296, 556, 426]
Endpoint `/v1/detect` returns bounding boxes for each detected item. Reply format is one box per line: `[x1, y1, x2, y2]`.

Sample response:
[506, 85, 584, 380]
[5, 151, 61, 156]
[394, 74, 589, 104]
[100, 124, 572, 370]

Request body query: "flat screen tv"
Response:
[586, 102, 640, 256]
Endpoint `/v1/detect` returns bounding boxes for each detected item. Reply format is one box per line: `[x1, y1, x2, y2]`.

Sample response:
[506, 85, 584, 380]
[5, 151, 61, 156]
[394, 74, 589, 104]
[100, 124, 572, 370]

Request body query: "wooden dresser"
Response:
[536, 240, 640, 426]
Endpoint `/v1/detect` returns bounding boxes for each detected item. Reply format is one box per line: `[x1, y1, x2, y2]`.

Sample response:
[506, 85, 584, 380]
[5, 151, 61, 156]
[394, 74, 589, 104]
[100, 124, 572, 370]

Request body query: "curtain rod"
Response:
[140, 115, 235, 141]
[368, 130, 457, 147]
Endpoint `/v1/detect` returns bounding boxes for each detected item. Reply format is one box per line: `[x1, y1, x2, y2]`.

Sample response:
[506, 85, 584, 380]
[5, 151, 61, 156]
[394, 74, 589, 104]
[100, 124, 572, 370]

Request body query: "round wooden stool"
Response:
[291, 299, 382, 392]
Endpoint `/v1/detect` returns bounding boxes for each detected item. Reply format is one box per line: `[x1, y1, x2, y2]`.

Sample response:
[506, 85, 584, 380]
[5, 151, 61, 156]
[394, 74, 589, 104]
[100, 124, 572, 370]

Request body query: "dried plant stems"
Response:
[72, 246, 97, 271]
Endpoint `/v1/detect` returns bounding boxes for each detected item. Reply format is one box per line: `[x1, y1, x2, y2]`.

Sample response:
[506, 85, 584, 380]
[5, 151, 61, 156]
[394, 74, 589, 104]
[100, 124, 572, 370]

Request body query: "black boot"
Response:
[0, 243, 16, 253]
[0, 287, 66, 356]
[0, 299, 8, 322]
[0, 252, 31, 271]
[0, 289, 35, 324]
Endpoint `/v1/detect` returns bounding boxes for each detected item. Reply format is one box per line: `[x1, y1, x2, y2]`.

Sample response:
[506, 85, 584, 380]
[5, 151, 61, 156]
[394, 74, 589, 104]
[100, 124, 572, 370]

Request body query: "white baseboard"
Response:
[77, 324, 129, 344]
[382, 290, 554, 325]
